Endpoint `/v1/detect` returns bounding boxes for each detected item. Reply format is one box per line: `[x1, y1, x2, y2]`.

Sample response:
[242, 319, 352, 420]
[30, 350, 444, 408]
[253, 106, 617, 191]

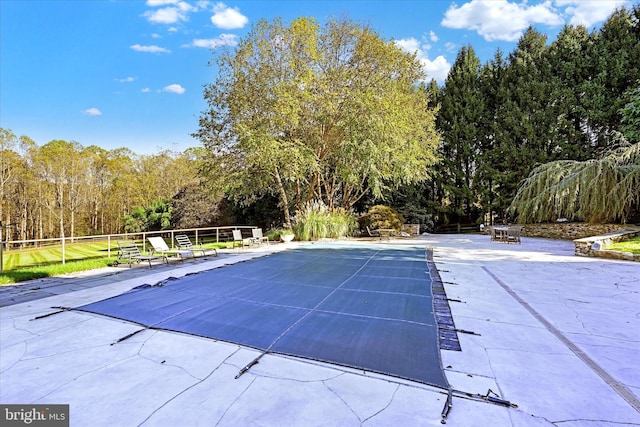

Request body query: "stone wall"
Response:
[518, 222, 639, 262]
[573, 228, 640, 259]
[519, 223, 633, 240]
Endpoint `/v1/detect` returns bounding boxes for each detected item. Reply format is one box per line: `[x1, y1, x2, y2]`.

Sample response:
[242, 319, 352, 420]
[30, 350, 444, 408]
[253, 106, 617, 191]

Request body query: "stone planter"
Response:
[280, 234, 294, 243]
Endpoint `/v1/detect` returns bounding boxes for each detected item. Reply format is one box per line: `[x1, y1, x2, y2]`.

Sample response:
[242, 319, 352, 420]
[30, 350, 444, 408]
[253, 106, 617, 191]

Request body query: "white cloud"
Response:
[429, 30, 439, 42]
[555, 0, 629, 27]
[442, 0, 564, 41]
[210, 2, 248, 29]
[143, 7, 184, 24]
[116, 76, 135, 83]
[83, 108, 102, 116]
[143, 1, 196, 24]
[142, 88, 151, 93]
[395, 37, 421, 53]
[163, 84, 186, 94]
[420, 56, 451, 83]
[396, 37, 451, 83]
[130, 44, 171, 53]
[188, 34, 238, 48]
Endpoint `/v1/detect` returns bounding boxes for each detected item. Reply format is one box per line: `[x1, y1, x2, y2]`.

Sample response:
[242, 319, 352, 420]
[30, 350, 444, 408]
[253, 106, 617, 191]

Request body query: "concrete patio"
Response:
[1, 235, 639, 426]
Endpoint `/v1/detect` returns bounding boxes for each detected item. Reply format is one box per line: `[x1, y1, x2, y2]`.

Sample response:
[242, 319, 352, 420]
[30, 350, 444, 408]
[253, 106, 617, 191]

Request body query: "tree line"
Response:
[0, 130, 202, 243]
[431, 5, 640, 225]
[2, 5, 638, 243]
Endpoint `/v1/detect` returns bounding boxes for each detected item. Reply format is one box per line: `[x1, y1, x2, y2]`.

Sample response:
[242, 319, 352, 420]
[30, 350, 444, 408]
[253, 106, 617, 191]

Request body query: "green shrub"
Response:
[359, 205, 404, 231]
[292, 201, 358, 240]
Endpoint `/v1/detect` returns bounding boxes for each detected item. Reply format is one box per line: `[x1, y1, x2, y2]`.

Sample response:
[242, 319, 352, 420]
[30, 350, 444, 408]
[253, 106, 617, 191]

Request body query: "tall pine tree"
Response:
[477, 49, 508, 223]
[493, 27, 553, 219]
[582, 6, 640, 150]
[544, 24, 594, 160]
[436, 45, 483, 224]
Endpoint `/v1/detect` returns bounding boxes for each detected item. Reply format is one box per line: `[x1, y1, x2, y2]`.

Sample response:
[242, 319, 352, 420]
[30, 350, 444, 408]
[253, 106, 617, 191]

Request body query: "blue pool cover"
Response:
[78, 243, 451, 389]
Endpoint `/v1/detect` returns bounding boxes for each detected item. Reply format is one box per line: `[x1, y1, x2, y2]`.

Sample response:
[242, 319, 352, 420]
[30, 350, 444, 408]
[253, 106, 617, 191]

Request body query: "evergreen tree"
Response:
[620, 82, 640, 143]
[477, 49, 508, 223]
[544, 24, 594, 160]
[493, 28, 553, 218]
[581, 6, 640, 150]
[436, 45, 483, 223]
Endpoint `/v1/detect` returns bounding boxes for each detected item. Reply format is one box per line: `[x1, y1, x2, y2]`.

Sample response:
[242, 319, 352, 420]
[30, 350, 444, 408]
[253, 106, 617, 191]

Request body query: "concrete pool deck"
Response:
[1, 235, 639, 426]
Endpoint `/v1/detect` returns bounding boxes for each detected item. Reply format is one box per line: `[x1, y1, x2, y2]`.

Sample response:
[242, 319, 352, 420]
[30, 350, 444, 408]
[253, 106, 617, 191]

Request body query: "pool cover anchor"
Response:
[440, 389, 453, 424]
[479, 389, 518, 408]
[31, 306, 74, 320]
[441, 388, 517, 423]
[235, 353, 265, 379]
[111, 327, 148, 345]
[440, 326, 480, 336]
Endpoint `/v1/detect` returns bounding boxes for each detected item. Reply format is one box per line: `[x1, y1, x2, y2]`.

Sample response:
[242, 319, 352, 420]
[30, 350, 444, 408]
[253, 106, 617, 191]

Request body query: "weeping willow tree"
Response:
[509, 140, 640, 223]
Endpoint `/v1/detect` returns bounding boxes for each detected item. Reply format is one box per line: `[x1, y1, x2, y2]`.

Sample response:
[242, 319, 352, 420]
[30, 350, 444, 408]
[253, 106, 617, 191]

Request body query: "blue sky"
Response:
[0, 0, 631, 155]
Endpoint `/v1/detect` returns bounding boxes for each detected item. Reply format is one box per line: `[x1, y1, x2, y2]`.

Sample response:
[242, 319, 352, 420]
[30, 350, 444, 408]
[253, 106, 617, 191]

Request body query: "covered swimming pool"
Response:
[77, 242, 457, 389]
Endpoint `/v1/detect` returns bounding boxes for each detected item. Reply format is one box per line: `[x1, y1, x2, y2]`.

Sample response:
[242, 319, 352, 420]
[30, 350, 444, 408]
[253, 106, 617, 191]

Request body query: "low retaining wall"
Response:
[573, 228, 640, 261]
[520, 223, 632, 240]
[509, 222, 639, 262]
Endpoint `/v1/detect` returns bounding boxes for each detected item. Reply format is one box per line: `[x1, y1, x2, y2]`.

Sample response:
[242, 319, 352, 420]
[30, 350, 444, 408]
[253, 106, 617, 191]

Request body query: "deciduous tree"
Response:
[194, 17, 440, 227]
[510, 139, 640, 223]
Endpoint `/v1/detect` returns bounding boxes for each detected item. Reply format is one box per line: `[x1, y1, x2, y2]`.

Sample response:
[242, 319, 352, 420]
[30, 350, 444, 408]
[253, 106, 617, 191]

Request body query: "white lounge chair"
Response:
[114, 240, 166, 267]
[232, 229, 253, 249]
[148, 236, 194, 260]
[175, 234, 217, 257]
[251, 228, 269, 246]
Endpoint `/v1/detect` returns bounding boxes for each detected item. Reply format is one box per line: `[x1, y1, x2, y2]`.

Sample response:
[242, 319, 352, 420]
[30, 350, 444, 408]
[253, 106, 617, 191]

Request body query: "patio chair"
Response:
[251, 228, 269, 246]
[488, 226, 497, 241]
[148, 236, 194, 261]
[232, 229, 253, 249]
[365, 226, 380, 238]
[114, 240, 167, 267]
[175, 234, 217, 257]
[506, 226, 522, 244]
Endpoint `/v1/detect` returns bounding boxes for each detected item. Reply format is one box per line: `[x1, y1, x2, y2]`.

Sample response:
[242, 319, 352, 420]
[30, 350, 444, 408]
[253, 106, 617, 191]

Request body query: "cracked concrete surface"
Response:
[1, 236, 639, 426]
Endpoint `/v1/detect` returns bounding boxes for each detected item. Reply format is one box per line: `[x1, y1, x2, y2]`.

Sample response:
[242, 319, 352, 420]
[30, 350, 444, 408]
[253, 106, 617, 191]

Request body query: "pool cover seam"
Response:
[179, 294, 436, 326]
[482, 266, 640, 414]
[259, 247, 386, 353]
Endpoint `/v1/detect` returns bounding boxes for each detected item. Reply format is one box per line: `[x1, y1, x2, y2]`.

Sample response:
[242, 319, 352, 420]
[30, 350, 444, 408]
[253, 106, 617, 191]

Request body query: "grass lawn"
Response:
[0, 258, 114, 285]
[605, 237, 640, 254]
[2, 241, 117, 271]
[1, 240, 231, 285]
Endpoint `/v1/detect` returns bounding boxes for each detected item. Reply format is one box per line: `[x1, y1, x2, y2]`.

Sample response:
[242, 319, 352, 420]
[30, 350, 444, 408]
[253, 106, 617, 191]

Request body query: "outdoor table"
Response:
[492, 226, 509, 242]
[491, 225, 522, 243]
